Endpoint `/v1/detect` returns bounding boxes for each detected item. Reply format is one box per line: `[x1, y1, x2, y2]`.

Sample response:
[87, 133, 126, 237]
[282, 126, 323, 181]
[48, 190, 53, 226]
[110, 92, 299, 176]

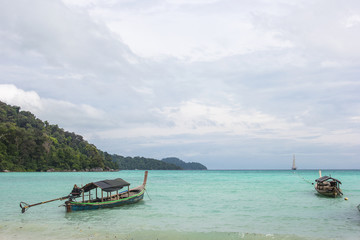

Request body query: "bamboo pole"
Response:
[20, 195, 69, 213]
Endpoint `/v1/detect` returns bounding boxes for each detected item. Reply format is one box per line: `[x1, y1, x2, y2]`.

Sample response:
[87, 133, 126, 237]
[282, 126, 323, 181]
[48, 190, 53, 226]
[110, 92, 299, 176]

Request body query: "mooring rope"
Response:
[293, 171, 313, 185]
[145, 189, 152, 200]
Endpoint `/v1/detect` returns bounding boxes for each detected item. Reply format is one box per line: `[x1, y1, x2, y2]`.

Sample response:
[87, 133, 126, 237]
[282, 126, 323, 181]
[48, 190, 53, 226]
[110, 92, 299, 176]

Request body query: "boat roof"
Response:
[315, 176, 342, 184]
[82, 178, 130, 192]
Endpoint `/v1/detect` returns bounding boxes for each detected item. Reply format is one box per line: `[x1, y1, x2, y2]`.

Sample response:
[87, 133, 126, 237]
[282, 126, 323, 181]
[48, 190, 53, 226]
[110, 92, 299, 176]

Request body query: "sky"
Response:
[0, 0, 360, 169]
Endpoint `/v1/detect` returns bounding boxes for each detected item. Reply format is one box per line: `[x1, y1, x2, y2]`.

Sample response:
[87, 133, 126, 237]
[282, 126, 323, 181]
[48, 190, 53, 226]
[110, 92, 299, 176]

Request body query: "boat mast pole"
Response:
[143, 171, 148, 186]
[292, 154, 296, 170]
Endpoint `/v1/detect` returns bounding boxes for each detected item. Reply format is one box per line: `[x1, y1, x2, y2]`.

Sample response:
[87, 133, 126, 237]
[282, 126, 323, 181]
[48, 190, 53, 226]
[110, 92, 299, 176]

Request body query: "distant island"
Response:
[0, 101, 206, 172]
[162, 157, 207, 170]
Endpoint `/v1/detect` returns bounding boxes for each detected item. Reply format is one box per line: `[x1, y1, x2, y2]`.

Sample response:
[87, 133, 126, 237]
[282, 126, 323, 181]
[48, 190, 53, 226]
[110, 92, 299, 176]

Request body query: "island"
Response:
[162, 157, 207, 170]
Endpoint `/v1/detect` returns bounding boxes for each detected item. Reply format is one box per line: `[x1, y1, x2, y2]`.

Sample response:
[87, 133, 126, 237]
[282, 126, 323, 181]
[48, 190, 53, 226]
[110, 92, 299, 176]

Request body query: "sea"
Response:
[0, 170, 359, 240]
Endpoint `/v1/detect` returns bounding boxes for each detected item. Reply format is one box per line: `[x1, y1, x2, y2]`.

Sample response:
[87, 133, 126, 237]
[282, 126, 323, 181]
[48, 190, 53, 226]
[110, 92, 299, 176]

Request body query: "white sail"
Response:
[292, 154, 297, 170]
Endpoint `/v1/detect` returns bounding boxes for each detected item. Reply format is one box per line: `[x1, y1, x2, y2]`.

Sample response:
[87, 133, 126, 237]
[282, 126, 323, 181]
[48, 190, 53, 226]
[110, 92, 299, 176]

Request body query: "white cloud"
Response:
[0, 0, 137, 78]
[320, 60, 341, 68]
[131, 86, 154, 95]
[62, 0, 294, 62]
[272, 1, 360, 65]
[345, 15, 360, 28]
[88, 96, 360, 153]
[93, 100, 323, 142]
[0, 84, 43, 112]
[0, 84, 106, 132]
[350, 116, 360, 123]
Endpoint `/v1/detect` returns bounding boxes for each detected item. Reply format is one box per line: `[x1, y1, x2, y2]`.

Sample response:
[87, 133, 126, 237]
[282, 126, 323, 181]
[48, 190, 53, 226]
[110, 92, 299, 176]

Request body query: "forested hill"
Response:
[0, 101, 180, 171]
[162, 157, 207, 170]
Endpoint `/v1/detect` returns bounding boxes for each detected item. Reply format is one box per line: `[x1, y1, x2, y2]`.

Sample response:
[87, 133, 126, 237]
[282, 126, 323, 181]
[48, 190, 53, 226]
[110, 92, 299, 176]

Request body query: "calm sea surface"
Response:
[0, 170, 359, 240]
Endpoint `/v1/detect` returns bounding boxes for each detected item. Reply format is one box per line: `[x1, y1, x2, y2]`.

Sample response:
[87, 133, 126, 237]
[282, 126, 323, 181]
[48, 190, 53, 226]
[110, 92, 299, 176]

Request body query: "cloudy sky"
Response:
[1, 0, 359, 169]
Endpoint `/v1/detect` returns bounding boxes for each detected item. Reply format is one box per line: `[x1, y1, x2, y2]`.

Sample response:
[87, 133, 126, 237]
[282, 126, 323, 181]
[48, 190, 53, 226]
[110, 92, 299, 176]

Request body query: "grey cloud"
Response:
[1, 0, 360, 169]
[0, 0, 136, 72]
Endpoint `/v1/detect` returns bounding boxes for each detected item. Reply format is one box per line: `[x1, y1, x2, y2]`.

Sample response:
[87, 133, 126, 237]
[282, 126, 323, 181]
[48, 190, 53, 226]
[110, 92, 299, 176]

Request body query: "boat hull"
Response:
[315, 183, 342, 197]
[65, 189, 145, 212]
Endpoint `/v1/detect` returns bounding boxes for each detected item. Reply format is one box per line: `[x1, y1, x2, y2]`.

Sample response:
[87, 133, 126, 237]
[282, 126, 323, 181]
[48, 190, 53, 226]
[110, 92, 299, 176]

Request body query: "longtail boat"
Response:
[314, 175, 342, 197]
[20, 171, 148, 213]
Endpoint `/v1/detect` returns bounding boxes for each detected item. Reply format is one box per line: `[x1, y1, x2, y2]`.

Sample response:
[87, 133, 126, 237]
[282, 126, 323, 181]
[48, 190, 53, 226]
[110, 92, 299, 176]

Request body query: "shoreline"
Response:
[0, 221, 324, 240]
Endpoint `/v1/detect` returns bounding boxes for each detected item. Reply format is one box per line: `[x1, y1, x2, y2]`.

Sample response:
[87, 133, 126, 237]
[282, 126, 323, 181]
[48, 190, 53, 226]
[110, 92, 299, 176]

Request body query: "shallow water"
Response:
[0, 170, 359, 239]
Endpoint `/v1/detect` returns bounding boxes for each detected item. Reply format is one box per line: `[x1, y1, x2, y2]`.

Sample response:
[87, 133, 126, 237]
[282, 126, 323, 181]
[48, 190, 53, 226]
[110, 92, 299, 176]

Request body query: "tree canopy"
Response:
[162, 157, 207, 170]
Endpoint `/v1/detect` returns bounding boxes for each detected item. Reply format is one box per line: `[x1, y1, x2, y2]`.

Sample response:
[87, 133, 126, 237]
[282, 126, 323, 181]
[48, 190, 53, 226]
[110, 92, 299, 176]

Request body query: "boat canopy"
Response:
[315, 176, 342, 184]
[81, 178, 130, 193]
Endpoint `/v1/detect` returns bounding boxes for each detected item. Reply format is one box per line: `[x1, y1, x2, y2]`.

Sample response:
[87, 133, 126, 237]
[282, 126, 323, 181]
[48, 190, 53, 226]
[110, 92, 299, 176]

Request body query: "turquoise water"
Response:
[0, 170, 359, 239]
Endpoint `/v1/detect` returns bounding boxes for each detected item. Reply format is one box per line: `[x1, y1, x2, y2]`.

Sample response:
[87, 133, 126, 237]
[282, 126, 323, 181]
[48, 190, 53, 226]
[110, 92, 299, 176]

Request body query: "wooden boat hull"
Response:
[65, 189, 145, 212]
[315, 183, 342, 197]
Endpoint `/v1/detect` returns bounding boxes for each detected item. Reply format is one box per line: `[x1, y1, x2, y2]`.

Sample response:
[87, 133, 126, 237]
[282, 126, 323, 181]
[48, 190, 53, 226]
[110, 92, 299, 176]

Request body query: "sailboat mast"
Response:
[292, 154, 297, 170]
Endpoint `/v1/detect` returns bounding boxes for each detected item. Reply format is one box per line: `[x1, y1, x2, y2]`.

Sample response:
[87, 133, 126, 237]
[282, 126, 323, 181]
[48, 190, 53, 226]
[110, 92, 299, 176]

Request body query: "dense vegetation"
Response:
[0, 101, 181, 171]
[162, 157, 207, 170]
[109, 154, 181, 170]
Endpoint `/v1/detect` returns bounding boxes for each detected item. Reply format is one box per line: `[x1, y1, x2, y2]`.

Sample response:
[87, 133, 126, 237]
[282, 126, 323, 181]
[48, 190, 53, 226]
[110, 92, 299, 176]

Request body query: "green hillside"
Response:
[0, 101, 180, 171]
[162, 157, 207, 170]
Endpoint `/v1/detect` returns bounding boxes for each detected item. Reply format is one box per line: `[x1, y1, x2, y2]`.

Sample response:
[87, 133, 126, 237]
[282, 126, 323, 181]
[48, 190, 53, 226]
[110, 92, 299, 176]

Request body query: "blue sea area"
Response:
[0, 170, 359, 239]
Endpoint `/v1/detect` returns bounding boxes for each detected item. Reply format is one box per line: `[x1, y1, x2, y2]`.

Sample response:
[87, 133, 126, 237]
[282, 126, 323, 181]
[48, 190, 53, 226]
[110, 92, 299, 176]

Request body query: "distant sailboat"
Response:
[292, 154, 297, 170]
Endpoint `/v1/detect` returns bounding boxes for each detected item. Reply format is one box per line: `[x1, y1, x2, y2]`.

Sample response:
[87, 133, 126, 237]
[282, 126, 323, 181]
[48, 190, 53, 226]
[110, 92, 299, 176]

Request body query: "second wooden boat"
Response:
[314, 175, 342, 197]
